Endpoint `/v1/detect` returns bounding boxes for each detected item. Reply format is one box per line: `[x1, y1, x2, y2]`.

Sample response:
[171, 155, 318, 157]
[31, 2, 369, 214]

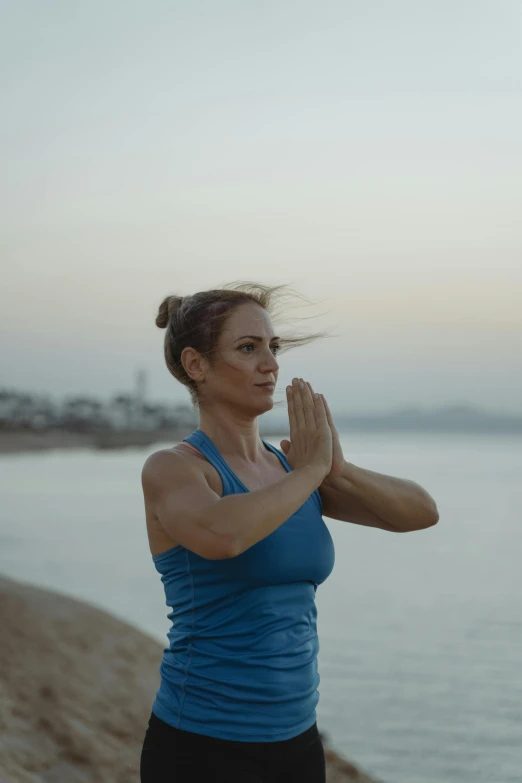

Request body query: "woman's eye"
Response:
[239, 344, 280, 354]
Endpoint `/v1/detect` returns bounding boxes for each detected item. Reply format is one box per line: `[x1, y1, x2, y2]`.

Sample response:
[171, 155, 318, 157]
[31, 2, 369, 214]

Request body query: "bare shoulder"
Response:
[141, 444, 215, 494]
[142, 446, 200, 484]
[141, 444, 227, 558]
[141, 447, 211, 557]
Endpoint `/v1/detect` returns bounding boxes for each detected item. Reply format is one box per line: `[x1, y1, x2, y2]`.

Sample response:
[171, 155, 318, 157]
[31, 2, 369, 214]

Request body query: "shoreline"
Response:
[0, 427, 288, 455]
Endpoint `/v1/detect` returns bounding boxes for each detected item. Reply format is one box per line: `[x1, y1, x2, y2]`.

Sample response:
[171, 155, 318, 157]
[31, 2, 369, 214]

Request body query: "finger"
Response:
[314, 392, 329, 429]
[280, 439, 291, 454]
[307, 381, 323, 429]
[291, 378, 306, 429]
[321, 394, 337, 432]
[320, 393, 331, 426]
[299, 378, 316, 428]
[286, 385, 298, 441]
[305, 381, 317, 424]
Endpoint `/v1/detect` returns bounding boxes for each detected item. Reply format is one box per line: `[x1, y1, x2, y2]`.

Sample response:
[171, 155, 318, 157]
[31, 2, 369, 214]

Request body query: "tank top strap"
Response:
[261, 439, 291, 471]
[183, 429, 247, 494]
[182, 429, 292, 496]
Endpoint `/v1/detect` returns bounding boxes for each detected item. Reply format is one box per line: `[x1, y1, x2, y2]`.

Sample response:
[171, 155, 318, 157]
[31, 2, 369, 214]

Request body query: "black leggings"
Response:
[140, 711, 326, 783]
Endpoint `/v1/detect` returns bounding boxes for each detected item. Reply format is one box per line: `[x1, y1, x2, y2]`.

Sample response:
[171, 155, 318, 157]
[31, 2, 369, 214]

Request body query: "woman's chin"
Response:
[254, 397, 274, 414]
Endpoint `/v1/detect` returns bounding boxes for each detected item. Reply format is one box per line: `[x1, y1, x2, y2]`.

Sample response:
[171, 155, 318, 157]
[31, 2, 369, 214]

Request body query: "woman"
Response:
[140, 282, 439, 782]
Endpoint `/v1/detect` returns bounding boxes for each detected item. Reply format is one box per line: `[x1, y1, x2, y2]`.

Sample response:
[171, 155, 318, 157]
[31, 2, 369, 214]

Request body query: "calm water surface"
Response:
[1, 432, 521, 783]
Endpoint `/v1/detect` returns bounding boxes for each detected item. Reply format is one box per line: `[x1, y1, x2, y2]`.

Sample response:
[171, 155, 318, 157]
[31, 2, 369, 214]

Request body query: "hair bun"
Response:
[167, 296, 184, 318]
[155, 295, 184, 329]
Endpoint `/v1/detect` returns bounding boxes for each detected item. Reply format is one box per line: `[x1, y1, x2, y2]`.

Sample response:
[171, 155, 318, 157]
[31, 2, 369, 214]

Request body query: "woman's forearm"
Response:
[322, 461, 439, 532]
[202, 465, 325, 556]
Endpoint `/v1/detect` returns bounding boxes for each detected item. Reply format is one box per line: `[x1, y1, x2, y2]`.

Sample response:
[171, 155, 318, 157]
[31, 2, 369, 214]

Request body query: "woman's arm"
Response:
[319, 460, 439, 533]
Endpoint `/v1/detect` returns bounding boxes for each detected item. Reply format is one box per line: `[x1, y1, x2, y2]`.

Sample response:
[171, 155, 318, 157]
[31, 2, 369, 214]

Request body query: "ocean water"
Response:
[1, 432, 521, 783]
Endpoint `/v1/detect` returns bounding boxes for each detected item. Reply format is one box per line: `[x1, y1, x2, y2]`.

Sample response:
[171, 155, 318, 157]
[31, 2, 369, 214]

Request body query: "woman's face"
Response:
[207, 302, 281, 413]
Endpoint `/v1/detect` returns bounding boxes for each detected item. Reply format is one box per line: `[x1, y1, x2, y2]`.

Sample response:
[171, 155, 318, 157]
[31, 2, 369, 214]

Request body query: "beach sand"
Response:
[0, 575, 383, 782]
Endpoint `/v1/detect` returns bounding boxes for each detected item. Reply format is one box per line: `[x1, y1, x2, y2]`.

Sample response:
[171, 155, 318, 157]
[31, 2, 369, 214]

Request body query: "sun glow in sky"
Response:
[2, 1, 521, 415]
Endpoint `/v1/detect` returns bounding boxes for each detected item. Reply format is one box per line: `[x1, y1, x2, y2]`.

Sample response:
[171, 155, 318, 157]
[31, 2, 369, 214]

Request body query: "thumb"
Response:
[280, 439, 291, 455]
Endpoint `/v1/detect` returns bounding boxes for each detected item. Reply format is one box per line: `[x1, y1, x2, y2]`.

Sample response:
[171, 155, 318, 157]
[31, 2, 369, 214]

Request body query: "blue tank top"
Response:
[151, 428, 336, 742]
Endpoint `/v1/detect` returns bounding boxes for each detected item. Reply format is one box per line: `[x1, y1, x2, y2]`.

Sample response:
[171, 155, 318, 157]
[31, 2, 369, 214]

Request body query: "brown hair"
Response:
[155, 280, 335, 408]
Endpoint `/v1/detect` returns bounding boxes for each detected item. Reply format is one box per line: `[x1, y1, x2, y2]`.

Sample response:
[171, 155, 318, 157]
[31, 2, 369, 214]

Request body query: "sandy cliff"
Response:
[0, 576, 383, 783]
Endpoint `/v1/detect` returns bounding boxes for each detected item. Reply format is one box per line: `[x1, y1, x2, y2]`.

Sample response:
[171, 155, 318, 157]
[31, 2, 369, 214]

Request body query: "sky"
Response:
[1, 0, 521, 417]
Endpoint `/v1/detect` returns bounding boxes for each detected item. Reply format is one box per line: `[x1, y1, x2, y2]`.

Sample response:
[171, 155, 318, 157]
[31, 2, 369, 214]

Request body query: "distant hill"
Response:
[261, 404, 522, 434]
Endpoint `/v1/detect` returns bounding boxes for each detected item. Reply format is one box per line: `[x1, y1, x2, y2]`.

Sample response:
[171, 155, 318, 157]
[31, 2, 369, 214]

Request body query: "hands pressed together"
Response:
[279, 377, 345, 481]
